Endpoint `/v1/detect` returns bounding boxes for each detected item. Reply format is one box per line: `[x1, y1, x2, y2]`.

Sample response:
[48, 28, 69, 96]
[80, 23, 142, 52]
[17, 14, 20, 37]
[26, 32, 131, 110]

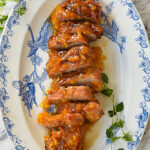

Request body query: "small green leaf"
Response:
[122, 133, 133, 142]
[106, 122, 117, 138]
[101, 88, 113, 97]
[111, 137, 121, 143]
[106, 128, 113, 138]
[116, 102, 124, 112]
[106, 121, 123, 138]
[102, 73, 109, 83]
[0, 26, 3, 32]
[0, 1, 6, 7]
[0, 15, 8, 24]
[108, 122, 118, 132]
[118, 120, 124, 128]
[108, 102, 124, 117]
[108, 110, 116, 117]
[15, 7, 26, 16]
[118, 148, 124, 150]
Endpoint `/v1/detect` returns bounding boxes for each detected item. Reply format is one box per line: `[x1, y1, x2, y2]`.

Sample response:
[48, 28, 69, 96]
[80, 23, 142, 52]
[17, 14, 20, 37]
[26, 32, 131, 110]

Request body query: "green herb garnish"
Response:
[102, 73, 109, 83]
[0, 15, 8, 24]
[101, 88, 113, 97]
[122, 132, 133, 142]
[15, 7, 26, 16]
[108, 110, 116, 117]
[106, 95, 133, 150]
[101, 73, 113, 97]
[0, 0, 6, 7]
[103, 74, 133, 150]
[108, 102, 124, 117]
[10, 0, 19, 2]
[106, 120, 124, 138]
[0, 26, 3, 32]
[111, 137, 121, 143]
[116, 102, 124, 112]
[0, 0, 26, 33]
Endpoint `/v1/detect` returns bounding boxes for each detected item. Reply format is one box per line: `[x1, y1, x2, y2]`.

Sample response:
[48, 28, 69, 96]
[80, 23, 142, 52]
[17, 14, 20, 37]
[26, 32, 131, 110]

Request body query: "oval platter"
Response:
[0, 0, 150, 150]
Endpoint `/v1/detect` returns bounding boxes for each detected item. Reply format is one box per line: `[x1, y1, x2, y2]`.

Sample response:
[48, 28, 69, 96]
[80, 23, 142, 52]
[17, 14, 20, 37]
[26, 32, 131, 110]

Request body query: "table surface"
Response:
[0, 0, 150, 150]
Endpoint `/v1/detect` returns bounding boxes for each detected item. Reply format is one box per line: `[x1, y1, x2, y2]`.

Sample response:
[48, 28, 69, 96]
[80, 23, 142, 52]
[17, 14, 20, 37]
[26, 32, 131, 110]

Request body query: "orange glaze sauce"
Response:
[92, 46, 106, 71]
[44, 126, 85, 150]
[46, 51, 62, 75]
[37, 0, 105, 149]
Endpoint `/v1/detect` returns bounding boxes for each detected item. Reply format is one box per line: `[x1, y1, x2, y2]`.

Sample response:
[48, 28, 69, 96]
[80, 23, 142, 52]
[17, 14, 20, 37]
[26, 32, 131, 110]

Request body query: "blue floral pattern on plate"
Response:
[101, 2, 127, 53]
[3, 117, 27, 150]
[119, 0, 150, 149]
[0, 0, 29, 149]
[120, 0, 139, 21]
[12, 20, 52, 116]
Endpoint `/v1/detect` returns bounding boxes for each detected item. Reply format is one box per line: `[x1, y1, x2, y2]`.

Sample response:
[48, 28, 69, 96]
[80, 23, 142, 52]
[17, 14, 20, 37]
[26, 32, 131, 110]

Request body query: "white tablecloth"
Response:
[0, 0, 150, 150]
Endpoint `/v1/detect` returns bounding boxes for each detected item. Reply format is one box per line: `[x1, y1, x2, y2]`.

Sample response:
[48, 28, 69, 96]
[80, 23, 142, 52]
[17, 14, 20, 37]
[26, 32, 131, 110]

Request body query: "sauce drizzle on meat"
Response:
[37, 0, 105, 149]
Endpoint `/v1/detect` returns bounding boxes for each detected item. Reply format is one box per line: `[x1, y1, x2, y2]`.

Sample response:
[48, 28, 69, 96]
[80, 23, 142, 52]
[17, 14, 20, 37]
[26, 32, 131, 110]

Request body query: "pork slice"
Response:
[46, 45, 95, 78]
[37, 111, 84, 128]
[45, 102, 104, 123]
[44, 86, 94, 104]
[45, 126, 85, 150]
[51, 0, 101, 24]
[83, 102, 104, 123]
[58, 68, 103, 92]
[56, 21, 103, 42]
[48, 33, 88, 50]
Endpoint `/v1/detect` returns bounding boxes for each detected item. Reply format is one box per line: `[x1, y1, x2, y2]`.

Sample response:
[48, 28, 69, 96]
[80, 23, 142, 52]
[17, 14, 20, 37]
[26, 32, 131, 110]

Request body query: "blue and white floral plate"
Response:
[0, 0, 150, 150]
